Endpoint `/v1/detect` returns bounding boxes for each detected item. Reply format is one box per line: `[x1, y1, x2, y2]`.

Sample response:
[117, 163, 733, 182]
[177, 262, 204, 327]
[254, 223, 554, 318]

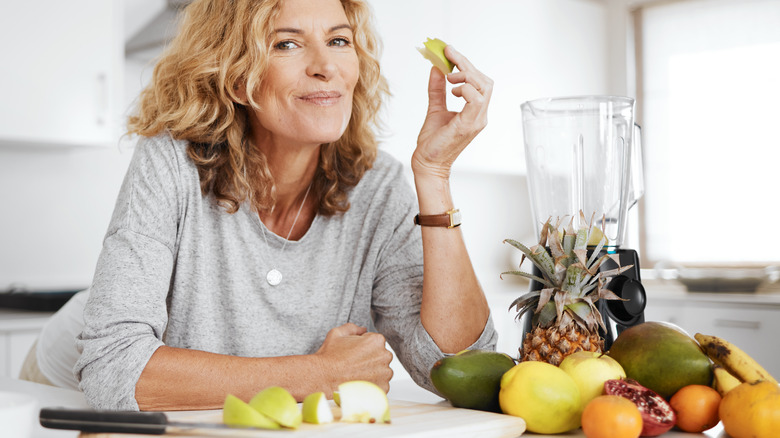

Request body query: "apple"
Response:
[302, 391, 334, 425]
[417, 37, 455, 74]
[333, 390, 341, 406]
[222, 394, 281, 430]
[248, 386, 302, 429]
[338, 380, 391, 424]
[559, 351, 626, 407]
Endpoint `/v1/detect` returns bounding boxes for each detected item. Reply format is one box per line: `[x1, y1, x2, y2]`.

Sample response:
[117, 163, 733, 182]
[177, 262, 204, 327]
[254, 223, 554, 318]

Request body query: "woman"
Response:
[76, 0, 495, 411]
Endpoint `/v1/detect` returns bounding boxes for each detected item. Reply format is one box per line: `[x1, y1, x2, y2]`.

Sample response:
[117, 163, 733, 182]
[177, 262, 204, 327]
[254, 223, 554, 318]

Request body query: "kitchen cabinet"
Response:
[643, 280, 780, 378]
[0, 0, 123, 148]
[0, 310, 52, 379]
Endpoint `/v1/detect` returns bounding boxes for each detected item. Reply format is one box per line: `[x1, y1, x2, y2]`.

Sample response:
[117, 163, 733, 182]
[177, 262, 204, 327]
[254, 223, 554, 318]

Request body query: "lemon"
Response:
[499, 361, 582, 434]
[222, 394, 281, 430]
[248, 386, 302, 429]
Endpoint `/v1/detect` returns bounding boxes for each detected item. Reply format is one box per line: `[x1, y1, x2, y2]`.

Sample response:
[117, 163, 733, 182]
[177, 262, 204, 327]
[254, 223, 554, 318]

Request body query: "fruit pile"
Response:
[431, 326, 779, 437]
[221, 380, 390, 430]
[462, 215, 780, 436]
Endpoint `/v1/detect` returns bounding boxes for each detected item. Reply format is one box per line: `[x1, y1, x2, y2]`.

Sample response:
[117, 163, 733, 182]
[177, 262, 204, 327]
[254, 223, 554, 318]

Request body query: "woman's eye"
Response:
[329, 37, 351, 47]
[274, 40, 298, 50]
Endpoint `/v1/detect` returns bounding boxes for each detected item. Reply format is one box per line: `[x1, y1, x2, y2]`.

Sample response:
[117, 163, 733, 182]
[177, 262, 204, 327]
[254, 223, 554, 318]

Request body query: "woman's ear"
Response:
[231, 82, 248, 105]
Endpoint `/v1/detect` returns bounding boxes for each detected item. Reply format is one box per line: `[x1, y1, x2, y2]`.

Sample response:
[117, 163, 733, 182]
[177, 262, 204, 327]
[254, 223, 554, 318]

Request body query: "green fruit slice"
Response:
[222, 394, 281, 430]
[417, 37, 454, 74]
[338, 380, 391, 424]
[249, 386, 302, 429]
[333, 391, 341, 407]
[302, 391, 334, 424]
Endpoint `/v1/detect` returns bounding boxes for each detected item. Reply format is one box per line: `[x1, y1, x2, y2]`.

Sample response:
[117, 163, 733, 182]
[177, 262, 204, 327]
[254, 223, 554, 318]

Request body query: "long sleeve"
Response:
[75, 136, 182, 410]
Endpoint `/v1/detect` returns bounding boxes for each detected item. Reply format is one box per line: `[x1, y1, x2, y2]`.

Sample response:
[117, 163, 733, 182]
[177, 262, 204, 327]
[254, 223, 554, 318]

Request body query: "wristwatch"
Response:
[414, 208, 462, 228]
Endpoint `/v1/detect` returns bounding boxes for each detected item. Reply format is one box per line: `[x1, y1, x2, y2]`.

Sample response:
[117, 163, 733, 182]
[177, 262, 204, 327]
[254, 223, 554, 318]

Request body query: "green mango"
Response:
[430, 349, 516, 412]
[607, 321, 713, 399]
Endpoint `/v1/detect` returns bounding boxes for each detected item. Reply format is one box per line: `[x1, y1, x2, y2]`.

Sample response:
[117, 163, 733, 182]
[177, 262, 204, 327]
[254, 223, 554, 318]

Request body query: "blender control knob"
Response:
[606, 275, 647, 325]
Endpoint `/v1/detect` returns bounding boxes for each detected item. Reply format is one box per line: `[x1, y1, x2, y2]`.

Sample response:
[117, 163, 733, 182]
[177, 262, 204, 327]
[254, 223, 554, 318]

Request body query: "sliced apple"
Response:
[248, 386, 302, 429]
[338, 380, 391, 424]
[417, 37, 454, 74]
[222, 394, 281, 430]
[333, 390, 341, 407]
[302, 391, 334, 425]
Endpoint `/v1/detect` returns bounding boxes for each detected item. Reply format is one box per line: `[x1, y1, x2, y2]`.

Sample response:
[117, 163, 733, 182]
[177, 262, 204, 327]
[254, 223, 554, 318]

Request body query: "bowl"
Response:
[0, 391, 38, 438]
[676, 266, 775, 293]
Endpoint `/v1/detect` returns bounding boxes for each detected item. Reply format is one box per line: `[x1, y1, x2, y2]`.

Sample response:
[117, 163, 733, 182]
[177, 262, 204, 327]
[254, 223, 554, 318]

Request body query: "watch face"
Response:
[450, 210, 462, 227]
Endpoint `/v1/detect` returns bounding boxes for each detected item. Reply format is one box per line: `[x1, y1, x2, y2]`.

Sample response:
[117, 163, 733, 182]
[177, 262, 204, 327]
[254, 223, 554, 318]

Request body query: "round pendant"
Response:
[266, 268, 283, 286]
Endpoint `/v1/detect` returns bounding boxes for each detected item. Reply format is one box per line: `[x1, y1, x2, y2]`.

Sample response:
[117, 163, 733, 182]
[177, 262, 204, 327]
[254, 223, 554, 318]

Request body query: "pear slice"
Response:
[222, 394, 281, 430]
[248, 386, 302, 429]
[338, 380, 391, 424]
[302, 391, 334, 424]
[417, 37, 455, 74]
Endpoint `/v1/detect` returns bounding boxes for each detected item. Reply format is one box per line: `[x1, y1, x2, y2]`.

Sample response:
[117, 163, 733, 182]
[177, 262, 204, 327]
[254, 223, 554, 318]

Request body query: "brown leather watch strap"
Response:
[413, 209, 461, 228]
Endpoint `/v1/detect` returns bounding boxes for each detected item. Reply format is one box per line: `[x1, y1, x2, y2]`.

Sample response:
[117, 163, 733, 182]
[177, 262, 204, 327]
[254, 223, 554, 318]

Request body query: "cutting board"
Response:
[79, 400, 526, 438]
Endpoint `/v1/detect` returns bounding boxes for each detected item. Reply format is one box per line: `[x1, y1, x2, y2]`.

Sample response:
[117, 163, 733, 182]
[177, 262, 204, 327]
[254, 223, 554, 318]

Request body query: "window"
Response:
[636, 0, 780, 264]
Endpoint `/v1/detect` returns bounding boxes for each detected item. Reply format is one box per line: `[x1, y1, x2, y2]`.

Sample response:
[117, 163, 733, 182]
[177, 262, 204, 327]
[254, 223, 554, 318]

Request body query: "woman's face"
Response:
[251, 0, 359, 148]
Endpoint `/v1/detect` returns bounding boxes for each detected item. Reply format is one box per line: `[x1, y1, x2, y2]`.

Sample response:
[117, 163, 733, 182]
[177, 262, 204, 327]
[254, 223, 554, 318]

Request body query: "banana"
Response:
[712, 364, 742, 396]
[695, 333, 778, 386]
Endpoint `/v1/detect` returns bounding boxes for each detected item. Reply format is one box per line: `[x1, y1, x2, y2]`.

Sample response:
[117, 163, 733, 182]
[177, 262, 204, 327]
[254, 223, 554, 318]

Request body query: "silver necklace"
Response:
[260, 182, 312, 286]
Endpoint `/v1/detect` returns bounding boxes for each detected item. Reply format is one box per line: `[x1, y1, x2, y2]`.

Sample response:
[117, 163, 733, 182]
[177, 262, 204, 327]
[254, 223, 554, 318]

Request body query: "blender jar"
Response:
[520, 95, 643, 248]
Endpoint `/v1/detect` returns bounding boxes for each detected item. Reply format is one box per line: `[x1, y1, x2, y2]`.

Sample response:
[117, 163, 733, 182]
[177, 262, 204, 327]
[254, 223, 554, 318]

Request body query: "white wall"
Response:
[369, 0, 614, 175]
[0, 0, 619, 354]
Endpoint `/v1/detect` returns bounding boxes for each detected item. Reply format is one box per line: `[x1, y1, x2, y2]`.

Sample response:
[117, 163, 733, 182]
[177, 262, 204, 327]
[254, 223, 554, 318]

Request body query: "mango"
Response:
[607, 321, 713, 399]
[430, 349, 515, 412]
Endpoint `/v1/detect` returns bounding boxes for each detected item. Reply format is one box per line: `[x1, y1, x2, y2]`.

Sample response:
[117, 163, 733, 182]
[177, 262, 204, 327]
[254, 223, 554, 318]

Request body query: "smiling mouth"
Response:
[298, 91, 342, 105]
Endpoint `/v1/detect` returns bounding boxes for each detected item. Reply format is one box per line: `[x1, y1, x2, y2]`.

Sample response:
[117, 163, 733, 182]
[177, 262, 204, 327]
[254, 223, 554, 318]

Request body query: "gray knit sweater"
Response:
[74, 134, 497, 410]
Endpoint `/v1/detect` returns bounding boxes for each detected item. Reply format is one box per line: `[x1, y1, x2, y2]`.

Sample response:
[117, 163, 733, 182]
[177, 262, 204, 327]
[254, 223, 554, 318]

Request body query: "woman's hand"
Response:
[413, 46, 493, 181]
[314, 323, 394, 393]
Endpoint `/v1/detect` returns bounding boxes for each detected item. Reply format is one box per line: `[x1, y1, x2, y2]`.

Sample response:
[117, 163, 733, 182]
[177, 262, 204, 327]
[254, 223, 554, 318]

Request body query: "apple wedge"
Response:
[222, 394, 281, 430]
[338, 380, 391, 424]
[302, 391, 334, 425]
[417, 37, 455, 74]
[248, 386, 302, 429]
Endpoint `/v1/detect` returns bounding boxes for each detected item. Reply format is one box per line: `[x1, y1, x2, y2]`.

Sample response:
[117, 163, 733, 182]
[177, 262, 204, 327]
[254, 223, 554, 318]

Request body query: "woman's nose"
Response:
[306, 45, 337, 80]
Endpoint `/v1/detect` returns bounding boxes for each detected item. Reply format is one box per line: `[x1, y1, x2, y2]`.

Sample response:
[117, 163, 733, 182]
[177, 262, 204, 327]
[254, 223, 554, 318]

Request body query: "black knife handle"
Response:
[40, 407, 168, 435]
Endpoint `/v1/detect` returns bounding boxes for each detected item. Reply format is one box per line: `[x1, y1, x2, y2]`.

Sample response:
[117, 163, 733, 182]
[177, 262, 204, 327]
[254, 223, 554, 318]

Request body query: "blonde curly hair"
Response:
[127, 0, 389, 215]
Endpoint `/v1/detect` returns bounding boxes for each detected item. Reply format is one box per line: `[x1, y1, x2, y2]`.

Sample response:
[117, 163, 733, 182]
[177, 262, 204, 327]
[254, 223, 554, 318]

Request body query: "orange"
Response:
[669, 384, 721, 432]
[581, 395, 642, 438]
[720, 380, 780, 438]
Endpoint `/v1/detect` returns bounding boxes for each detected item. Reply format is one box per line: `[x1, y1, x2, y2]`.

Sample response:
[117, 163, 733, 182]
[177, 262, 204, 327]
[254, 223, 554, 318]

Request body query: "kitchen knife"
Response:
[40, 407, 250, 435]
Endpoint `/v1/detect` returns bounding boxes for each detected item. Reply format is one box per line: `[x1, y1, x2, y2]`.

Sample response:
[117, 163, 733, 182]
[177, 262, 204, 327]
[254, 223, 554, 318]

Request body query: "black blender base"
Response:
[522, 248, 646, 351]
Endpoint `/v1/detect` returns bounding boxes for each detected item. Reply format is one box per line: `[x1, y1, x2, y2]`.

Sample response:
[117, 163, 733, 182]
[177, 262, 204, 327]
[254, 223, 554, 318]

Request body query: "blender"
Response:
[520, 95, 646, 349]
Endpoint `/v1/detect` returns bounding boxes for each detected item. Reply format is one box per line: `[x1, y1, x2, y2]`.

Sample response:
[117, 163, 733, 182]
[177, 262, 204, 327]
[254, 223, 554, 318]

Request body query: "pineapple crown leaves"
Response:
[503, 212, 634, 333]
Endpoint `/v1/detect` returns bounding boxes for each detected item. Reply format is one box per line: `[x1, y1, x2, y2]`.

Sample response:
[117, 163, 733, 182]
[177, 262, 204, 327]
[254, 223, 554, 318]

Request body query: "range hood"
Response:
[125, 0, 192, 56]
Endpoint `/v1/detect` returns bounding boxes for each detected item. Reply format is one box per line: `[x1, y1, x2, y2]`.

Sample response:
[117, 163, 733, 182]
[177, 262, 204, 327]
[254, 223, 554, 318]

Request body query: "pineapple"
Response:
[503, 213, 631, 365]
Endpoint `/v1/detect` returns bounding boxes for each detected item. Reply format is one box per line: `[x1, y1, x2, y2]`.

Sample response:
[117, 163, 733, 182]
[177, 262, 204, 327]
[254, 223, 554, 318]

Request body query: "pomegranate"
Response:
[604, 378, 676, 436]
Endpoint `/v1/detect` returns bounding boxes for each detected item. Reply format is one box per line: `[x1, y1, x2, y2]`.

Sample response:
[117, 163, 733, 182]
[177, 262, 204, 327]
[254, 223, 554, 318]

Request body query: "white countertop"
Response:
[641, 277, 780, 306]
[1, 376, 728, 438]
